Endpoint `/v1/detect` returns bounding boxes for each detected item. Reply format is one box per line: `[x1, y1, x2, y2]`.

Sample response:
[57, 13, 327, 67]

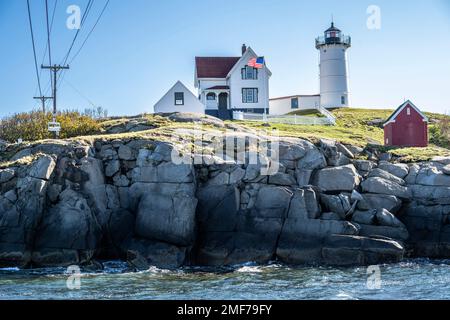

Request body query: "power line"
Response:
[29, 1, 54, 113]
[61, 0, 94, 67]
[26, 0, 42, 96]
[63, 78, 96, 108]
[41, 0, 110, 112]
[33, 96, 53, 113]
[56, 0, 96, 88]
[36, 0, 58, 89]
[39, 0, 59, 103]
[58, 0, 110, 90]
[68, 0, 110, 65]
[45, 0, 53, 94]
[41, 64, 69, 138]
[39, 0, 58, 67]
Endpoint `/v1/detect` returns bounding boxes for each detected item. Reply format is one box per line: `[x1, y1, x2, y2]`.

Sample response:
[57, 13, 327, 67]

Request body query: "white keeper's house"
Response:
[153, 21, 352, 119]
[195, 44, 271, 120]
[154, 45, 271, 120]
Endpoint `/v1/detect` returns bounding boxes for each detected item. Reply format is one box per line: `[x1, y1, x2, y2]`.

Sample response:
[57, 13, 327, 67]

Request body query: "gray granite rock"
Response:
[378, 161, 409, 179]
[361, 177, 411, 200]
[313, 165, 360, 192]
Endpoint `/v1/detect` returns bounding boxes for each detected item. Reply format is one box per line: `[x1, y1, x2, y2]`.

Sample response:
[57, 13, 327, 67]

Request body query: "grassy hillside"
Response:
[287, 109, 325, 117]
[236, 108, 450, 162]
[236, 108, 389, 146]
[1, 108, 449, 163]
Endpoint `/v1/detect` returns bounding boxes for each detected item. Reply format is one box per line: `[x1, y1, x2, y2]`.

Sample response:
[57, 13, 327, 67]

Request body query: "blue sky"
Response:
[1, 0, 450, 117]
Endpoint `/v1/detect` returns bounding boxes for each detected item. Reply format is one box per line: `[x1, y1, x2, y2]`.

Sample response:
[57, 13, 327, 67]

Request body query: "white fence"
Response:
[233, 109, 336, 126]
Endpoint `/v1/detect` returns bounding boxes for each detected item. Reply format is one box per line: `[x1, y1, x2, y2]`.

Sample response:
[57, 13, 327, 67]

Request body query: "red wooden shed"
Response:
[384, 100, 428, 147]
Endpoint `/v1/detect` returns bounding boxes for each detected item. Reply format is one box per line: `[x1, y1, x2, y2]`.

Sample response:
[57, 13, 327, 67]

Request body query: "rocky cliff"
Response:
[1, 124, 449, 269]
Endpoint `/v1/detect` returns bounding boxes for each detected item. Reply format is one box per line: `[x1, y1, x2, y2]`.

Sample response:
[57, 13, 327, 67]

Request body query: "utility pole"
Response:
[41, 64, 69, 138]
[33, 96, 53, 113]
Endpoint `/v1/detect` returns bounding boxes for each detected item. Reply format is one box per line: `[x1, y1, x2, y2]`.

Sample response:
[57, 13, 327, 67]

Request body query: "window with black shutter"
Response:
[241, 66, 258, 80]
[175, 92, 184, 105]
[242, 88, 258, 103]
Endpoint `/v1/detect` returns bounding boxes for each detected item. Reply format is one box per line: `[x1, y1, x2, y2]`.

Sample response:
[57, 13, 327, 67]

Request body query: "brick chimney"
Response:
[242, 44, 247, 55]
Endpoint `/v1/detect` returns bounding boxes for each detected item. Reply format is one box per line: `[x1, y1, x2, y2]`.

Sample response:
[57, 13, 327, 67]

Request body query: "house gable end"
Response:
[154, 81, 204, 112]
[384, 100, 428, 127]
[154, 81, 183, 108]
[227, 47, 272, 78]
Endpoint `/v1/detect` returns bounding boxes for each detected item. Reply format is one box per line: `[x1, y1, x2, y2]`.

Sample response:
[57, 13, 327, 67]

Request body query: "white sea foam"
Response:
[0, 267, 20, 272]
[236, 266, 263, 273]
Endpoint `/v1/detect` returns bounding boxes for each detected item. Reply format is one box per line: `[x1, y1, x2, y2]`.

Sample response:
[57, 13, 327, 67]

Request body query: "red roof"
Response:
[195, 57, 240, 78]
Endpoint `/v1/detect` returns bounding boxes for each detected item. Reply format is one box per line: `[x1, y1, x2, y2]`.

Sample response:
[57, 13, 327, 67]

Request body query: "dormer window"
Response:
[241, 66, 258, 80]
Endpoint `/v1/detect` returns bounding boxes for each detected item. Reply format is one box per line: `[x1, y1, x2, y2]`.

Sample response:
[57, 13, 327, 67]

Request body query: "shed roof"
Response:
[384, 100, 429, 127]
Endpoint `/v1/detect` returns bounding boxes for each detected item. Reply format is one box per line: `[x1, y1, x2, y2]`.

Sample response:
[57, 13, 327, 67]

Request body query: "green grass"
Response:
[232, 107, 450, 162]
[234, 108, 391, 146]
[99, 114, 172, 132]
[3, 108, 449, 164]
[386, 146, 449, 162]
[287, 109, 325, 117]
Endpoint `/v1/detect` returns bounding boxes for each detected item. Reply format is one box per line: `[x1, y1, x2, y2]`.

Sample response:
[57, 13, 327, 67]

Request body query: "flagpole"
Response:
[263, 57, 269, 116]
[248, 56, 268, 115]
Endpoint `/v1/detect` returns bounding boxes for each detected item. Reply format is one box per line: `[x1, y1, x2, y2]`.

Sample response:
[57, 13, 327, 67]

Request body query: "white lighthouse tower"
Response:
[316, 22, 351, 109]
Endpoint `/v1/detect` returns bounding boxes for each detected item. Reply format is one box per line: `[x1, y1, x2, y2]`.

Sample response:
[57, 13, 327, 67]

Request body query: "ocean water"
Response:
[1, 259, 450, 300]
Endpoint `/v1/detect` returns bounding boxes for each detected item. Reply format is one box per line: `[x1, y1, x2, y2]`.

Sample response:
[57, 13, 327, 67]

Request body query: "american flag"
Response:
[248, 57, 265, 69]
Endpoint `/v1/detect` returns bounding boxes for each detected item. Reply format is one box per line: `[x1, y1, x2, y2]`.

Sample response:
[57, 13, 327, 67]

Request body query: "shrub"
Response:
[0, 110, 102, 143]
[429, 117, 450, 149]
